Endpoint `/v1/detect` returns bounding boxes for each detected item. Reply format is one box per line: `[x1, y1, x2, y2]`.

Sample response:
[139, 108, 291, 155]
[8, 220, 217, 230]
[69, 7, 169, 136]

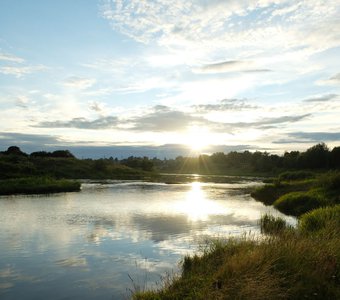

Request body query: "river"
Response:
[0, 179, 295, 299]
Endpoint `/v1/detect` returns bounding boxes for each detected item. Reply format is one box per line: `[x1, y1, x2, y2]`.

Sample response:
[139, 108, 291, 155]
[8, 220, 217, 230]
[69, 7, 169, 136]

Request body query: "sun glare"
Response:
[185, 126, 210, 152]
[174, 182, 224, 221]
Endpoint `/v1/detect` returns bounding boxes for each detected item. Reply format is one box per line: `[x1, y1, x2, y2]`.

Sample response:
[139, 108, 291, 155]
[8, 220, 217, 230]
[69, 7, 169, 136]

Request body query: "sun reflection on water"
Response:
[174, 182, 225, 221]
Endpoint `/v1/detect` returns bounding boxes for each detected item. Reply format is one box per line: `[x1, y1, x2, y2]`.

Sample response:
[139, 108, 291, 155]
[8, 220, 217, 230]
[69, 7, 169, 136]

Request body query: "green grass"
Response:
[252, 171, 340, 216]
[0, 177, 81, 195]
[134, 172, 340, 300]
[250, 180, 313, 206]
[273, 190, 326, 216]
[278, 170, 315, 181]
[259, 214, 290, 235]
[134, 219, 340, 300]
[298, 205, 340, 234]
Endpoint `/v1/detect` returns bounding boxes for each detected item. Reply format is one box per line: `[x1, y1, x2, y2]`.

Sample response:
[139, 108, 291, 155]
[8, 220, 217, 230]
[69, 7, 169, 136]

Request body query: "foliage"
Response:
[0, 146, 148, 180]
[134, 220, 340, 300]
[318, 171, 340, 190]
[260, 214, 289, 234]
[250, 180, 313, 206]
[298, 205, 340, 234]
[1, 142, 340, 180]
[0, 177, 80, 195]
[278, 170, 315, 181]
[273, 190, 325, 216]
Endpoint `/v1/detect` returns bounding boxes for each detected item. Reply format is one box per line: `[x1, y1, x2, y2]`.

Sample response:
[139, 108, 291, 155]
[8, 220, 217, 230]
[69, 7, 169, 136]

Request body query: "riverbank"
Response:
[0, 177, 81, 195]
[133, 171, 340, 299]
[251, 171, 340, 216]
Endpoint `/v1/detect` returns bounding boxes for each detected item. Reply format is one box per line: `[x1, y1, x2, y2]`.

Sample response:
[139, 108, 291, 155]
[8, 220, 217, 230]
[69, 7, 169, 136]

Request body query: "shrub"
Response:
[251, 184, 282, 205]
[299, 205, 340, 233]
[0, 177, 81, 195]
[274, 191, 324, 216]
[318, 171, 340, 190]
[278, 170, 315, 181]
[260, 214, 288, 234]
[134, 229, 340, 300]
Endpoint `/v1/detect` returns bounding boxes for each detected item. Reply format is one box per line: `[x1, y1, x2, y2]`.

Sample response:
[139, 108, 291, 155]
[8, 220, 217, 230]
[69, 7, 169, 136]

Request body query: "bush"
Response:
[260, 214, 288, 234]
[134, 227, 340, 300]
[299, 205, 340, 233]
[0, 177, 81, 195]
[251, 184, 283, 205]
[318, 171, 340, 190]
[274, 191, 324, 216]
[278, 170, 315, 181]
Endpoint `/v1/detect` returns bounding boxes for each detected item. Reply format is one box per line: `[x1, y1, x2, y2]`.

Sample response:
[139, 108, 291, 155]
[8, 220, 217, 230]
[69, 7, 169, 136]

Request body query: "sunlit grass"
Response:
[133, 214, 340, 300]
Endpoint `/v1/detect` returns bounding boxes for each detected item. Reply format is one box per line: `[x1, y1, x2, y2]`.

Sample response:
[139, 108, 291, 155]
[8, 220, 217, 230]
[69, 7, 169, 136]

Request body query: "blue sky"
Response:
[0, 0, 339, 158]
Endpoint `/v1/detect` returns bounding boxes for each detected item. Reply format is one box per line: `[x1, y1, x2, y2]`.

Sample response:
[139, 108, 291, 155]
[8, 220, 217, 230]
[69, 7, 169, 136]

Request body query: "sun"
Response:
[185, 126, 210, 152]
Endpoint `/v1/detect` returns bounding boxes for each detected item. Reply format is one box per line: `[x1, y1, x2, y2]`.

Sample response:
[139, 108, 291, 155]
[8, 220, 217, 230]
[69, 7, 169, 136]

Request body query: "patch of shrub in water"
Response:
[260, 214, 288, 235]
[274, 191, 324, 216]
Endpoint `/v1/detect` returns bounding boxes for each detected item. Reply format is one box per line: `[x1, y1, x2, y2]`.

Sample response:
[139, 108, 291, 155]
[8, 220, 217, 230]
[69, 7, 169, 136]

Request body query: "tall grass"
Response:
[134, 219, 340, 300]
[299, 205, 340, 234]
[260, 214, 289, 234]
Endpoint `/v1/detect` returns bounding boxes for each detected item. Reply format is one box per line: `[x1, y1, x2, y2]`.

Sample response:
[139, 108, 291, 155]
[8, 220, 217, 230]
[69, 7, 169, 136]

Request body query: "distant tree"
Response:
[282, 151, 300, 169]
[301, 143, 330, 169]
[4, 146, 27, 156]
[51, 150, 75, 158]
[330, 146, 340, 169]
[30, 151, 51, 158]
[94, 159, 107, 172]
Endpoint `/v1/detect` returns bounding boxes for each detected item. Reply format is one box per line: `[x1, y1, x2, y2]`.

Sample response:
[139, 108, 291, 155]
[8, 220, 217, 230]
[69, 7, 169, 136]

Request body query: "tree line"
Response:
[0, 143, 339, 179]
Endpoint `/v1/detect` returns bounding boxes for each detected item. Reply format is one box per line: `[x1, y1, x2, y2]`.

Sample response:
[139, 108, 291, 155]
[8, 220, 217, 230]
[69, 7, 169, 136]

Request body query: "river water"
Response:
[0, 179, 295, 299]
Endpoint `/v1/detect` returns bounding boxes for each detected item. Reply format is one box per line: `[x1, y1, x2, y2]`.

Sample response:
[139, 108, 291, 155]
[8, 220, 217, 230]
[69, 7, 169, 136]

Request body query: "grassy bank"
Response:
[0, 177, 81, 195]
[134, 205, 340, 300]
[251, 171, 340, 216]
[134, 171, 340, 299]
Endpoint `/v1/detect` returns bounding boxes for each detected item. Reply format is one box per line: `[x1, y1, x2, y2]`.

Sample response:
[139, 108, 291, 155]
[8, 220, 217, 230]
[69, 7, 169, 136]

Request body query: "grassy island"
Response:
[0, 177, 81, 195]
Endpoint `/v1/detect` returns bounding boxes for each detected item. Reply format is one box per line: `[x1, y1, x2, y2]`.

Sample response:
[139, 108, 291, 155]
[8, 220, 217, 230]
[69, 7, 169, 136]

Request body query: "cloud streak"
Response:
[274, 132, 340, 144]
[0, 65, 46, 78]
[0, 52, 25, 63]
[34, 105, 311, 133]
[36, 116, 118, 130]
[303, 94, 338, 103]
[195, 60, 271, 74]
[63, 76, 96, 89]
[193, 98, 259, 112]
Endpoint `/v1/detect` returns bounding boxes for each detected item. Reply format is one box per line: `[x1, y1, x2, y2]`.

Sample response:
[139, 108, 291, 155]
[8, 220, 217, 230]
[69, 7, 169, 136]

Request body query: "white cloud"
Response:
[0, 52, 25, 63]
[0, 65, 46, 78]
[63, 76, 96, 89]
[317, 73, 340, 86]
[101, 0, 340, 64]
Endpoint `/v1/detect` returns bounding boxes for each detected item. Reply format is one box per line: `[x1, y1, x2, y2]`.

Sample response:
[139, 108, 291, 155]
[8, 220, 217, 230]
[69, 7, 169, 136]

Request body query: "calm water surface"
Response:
[0, 179, 295, 299]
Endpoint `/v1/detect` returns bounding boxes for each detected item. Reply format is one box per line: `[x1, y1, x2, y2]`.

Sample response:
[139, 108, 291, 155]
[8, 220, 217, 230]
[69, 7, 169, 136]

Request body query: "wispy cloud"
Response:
[63, 76, 96, 89]
[126, 105, 207, 132]
[0, 65, 46, 78]
[35, 116, 118, 130]
[0, 132, 61, 146]
[101, 0, 340, 57]
[318, 73, 340, 86]
[0, 52, 25, 63]
[274, 132, 340, 144]
[303, 94, 338, 103]
[193, 98, 259, 112]
[195, 60, 271, 74]
[33, 104, 310, 134]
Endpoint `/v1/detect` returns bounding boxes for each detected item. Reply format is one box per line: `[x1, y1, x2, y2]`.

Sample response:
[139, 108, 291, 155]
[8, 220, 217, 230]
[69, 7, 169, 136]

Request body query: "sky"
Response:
[0, 0, 339, 158]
